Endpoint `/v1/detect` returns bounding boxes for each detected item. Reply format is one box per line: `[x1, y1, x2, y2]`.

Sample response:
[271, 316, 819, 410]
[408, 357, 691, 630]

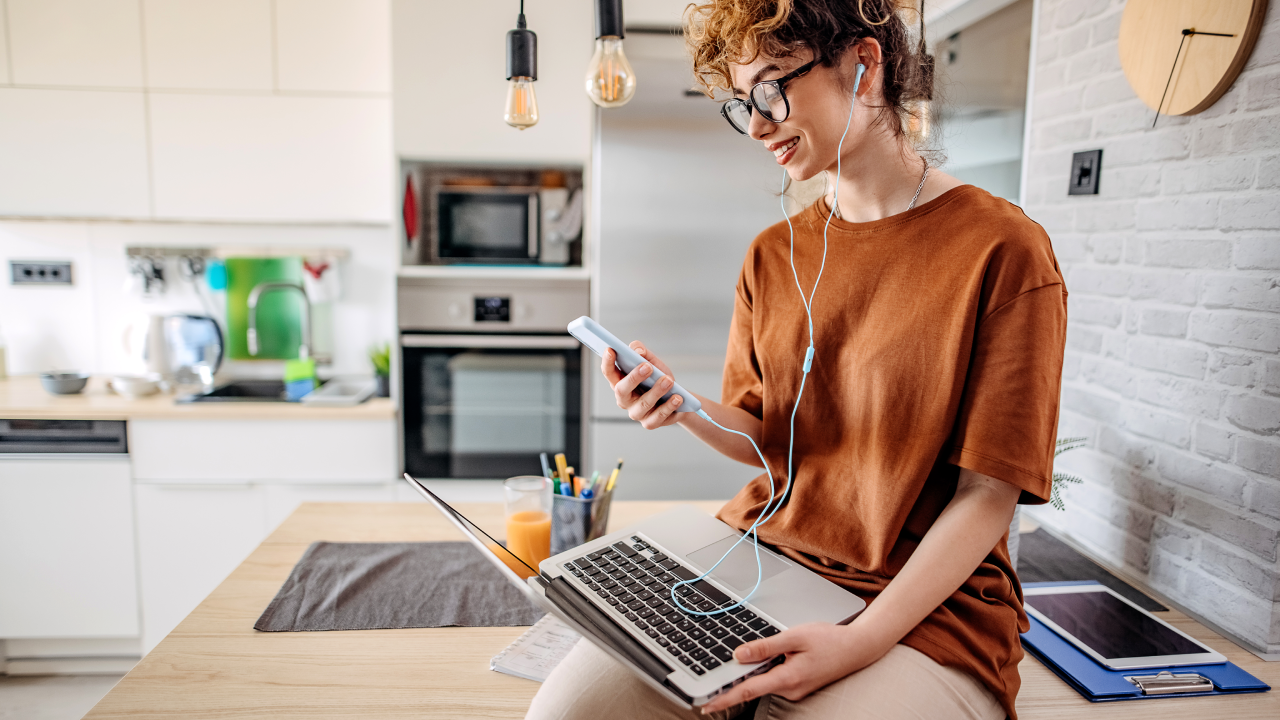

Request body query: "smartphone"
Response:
[567, 316, 702, 414]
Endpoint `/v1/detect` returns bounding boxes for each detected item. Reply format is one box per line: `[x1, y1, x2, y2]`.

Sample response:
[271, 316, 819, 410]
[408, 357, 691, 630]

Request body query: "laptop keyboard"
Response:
[562, 536, 782, 678]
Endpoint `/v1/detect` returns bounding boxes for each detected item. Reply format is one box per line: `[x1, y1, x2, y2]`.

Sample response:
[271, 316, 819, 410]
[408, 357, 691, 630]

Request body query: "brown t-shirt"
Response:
[717, 186, 1067, 720]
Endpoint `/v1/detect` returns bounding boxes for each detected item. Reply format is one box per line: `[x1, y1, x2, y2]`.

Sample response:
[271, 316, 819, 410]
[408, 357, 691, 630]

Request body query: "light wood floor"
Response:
[0, 674, 122, 720]
[82, 502, 1277, 719]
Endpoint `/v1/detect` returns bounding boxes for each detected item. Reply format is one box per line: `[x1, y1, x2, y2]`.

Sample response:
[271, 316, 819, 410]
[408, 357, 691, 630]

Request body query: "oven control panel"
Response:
[398, 274, 588, 332]
[474, 296, 511, 322]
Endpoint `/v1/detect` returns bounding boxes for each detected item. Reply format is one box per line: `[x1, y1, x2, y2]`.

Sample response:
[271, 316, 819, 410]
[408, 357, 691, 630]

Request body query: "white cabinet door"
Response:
[263, 483, 395, 532]
[130, 419, 397, 483]
[0, 88, 151, 218]
[0, 456, 139, 639]
[134, 484, 267, 653]
[148, 94, 392, 223]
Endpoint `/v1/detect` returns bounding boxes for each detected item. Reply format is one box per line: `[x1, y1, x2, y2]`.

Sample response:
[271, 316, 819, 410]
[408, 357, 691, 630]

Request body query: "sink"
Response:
[178, 379, 325, 403]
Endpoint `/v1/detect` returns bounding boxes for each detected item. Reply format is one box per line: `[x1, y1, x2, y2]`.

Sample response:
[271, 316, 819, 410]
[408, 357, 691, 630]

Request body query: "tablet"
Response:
[1023, 585, 1227, 670]
[567, 316, 701, 413]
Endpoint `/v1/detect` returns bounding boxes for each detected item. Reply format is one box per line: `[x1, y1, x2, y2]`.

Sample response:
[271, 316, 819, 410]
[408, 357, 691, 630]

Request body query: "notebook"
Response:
[491, 614, 582, 682]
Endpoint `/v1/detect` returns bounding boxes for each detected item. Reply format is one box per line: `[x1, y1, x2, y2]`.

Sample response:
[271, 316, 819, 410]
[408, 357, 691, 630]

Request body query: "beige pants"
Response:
[525, 639, 1005, 720]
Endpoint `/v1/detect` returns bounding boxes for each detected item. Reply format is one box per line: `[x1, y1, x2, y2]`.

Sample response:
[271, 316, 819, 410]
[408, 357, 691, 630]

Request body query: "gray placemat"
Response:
[254, 541, 545, 632]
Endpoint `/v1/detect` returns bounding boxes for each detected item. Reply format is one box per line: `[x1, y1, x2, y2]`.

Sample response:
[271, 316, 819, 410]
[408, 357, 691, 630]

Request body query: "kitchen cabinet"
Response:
[0, 456, 139, 639]
[130, 418, 397, 482]
[134, 483, 268, 653]
[0, 88, 151, 218]
[1, 0, 392, 223]
[141, 0, 275, 92]
[263, 483, 396, 532]
[275, 0, 391, 94]
[0, 378, 402, 657]
[134, 482, 403, 653]
[129, 415, 399, 652]
[148, 94, 392, 222]
[7, 0, 145, 88]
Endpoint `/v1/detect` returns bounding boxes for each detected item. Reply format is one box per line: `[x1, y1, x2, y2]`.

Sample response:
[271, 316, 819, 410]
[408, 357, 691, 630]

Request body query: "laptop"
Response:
[402, 473, 865, 708]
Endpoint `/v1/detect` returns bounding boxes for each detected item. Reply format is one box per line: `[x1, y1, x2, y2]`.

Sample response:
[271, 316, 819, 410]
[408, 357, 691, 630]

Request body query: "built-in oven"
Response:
[398, 272, 590, 479]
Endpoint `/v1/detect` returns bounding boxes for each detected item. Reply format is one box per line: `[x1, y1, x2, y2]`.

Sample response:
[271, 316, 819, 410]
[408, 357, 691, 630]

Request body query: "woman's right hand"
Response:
[602, 342, 685, 430]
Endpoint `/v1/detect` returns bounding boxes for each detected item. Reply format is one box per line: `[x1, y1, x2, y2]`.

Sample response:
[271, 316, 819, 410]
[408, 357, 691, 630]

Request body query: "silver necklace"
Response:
[907, 160, 930, 211]
[831, 159, 930, 219]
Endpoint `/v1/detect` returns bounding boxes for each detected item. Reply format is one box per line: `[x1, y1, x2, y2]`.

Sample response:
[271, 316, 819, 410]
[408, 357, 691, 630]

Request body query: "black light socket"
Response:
[595, 0, 624, 39]
[506, 13, 537, 80]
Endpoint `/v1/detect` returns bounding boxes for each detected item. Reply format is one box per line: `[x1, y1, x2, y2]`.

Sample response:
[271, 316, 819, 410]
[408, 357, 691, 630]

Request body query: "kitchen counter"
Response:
[0, 375, 396, 421]
[82, 501, 1280, 719]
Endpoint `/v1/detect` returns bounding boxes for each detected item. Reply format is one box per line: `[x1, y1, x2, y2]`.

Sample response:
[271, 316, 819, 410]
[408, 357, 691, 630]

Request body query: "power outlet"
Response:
[10, 261, 73, 285]
[1069, 149, 1102, 196]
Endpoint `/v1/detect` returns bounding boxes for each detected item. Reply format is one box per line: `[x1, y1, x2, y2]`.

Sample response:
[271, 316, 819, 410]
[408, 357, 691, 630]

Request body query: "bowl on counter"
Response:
[40, 371, 90, 395]
[110, 374, 161, 398]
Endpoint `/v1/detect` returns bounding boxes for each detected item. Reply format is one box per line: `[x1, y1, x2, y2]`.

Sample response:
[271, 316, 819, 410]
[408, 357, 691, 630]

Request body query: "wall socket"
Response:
[10, 261, 73, 285]
[1069, 149, 1102, 196]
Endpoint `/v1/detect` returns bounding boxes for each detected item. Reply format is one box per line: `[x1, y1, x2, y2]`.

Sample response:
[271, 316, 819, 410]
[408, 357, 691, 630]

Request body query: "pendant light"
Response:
[585, 0, 636, 108]
[505, 2, 538, 129]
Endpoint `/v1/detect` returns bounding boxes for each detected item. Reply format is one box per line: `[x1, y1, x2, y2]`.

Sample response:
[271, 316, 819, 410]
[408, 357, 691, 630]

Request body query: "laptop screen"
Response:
[402, 474, 542, 585]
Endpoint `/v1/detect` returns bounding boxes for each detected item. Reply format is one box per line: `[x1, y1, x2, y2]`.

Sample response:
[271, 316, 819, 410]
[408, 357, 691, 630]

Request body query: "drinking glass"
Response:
[503, 475, 552, 577]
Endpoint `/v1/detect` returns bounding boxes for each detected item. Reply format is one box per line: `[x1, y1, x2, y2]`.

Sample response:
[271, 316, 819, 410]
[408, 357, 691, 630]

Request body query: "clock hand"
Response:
[1153, 29, 1236, 128]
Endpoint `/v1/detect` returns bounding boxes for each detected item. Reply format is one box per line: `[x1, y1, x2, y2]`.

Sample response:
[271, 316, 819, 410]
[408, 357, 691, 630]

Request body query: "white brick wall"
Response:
[1023, 0, 1280, 652]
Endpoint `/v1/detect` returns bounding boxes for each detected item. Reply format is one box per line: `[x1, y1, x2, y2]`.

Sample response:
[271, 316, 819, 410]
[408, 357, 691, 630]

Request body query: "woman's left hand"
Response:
[699, 622, 889, 714]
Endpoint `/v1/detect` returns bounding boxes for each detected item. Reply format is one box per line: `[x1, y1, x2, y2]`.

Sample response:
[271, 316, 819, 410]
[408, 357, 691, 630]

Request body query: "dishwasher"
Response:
[0, 419, 141, 674]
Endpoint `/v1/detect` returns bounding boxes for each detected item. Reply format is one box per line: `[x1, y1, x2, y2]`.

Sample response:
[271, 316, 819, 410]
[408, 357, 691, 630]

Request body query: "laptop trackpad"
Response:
[686, 535, 790, 593]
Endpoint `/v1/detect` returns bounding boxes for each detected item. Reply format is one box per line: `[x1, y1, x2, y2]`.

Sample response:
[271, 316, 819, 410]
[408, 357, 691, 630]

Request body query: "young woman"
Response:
[526, 1, 1065, 718]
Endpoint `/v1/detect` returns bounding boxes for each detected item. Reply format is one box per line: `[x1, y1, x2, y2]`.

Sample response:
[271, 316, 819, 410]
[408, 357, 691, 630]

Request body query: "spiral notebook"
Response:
[490, 615, 582, 682]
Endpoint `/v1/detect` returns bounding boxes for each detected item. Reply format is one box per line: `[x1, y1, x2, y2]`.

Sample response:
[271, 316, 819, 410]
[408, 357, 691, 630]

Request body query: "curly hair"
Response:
[685, 0, 934, 142]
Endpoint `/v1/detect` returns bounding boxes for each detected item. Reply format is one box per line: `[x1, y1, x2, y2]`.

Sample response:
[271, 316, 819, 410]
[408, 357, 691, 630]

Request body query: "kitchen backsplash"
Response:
[0, 220, 394, 376]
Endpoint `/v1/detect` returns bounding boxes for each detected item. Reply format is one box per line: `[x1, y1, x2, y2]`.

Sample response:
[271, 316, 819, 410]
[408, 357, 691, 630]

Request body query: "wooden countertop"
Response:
[84, 502, 1278, 719]
[0, 375, 396, 421]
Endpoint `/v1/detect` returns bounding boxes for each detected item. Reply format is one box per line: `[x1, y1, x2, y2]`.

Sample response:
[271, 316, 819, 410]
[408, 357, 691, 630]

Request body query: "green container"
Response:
[225, 257, 305, 360]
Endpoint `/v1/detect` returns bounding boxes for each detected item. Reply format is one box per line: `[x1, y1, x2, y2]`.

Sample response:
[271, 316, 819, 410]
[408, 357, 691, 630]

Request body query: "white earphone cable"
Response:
[671, 63, 867, 616]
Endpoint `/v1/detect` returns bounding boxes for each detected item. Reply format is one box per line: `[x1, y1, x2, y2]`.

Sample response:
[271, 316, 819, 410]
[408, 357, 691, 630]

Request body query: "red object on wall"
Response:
[402, 176, 419, 244]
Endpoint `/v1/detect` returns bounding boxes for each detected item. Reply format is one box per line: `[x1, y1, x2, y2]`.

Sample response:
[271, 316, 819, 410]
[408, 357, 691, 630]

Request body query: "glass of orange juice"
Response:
[503, 475, 552, 578]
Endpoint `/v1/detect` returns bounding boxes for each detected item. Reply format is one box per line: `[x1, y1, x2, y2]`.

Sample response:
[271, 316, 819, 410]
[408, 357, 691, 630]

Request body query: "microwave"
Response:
[428, 186, 580, 265]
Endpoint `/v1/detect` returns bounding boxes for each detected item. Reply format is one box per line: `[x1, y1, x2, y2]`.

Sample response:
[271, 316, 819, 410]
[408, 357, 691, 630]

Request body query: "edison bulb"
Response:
[585, 37, 636, 108]
[505, 77, 539, 129]
[904, 99, 930, 142]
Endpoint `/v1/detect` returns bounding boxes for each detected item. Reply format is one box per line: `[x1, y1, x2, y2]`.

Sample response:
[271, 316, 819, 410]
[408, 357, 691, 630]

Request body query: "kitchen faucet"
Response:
[247, 282, 312, 360]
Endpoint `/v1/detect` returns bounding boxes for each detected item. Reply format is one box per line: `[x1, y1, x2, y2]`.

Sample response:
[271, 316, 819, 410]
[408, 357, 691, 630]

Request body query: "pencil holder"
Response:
[551, 494, 593, 555]
[588, 487, 614, 541]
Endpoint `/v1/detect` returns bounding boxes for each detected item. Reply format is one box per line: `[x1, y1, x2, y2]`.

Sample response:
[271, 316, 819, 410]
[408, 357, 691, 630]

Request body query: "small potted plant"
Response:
[369, 343, 391, 397]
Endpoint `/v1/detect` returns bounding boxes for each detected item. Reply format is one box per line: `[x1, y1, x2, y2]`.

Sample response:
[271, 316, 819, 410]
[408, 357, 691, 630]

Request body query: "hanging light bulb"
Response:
[505, 8, 538, 129]
[585, 0, 636, 108]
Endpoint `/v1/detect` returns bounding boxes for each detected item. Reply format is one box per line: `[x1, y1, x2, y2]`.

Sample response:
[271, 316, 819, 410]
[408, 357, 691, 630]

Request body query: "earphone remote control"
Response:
[567, 316, 702, 413]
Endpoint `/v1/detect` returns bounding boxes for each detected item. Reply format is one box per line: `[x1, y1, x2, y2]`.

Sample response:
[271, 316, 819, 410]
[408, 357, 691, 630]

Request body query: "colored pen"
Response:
[540, 452, 553, 479]
[581, 488, 594, 500]
[589, 470, 601, 493]
[605, 458, 624, 493]
[554, 453, 568, 483]
[573, 476, 582, 498]
[552, 478, 561, 495]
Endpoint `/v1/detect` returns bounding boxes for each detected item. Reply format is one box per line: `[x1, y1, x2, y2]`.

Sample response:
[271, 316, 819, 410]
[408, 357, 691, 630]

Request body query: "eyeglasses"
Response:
[720, 58, 820, 135]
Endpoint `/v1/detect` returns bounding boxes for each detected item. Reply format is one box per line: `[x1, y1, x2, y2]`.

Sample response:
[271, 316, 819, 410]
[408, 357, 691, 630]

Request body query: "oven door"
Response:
[402, 334, 583, 479]
[435, 188, 539, 263]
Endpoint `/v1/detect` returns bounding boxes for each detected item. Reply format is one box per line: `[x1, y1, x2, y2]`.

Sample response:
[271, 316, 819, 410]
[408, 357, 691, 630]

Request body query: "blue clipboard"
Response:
[1020, 581, 1270, 702]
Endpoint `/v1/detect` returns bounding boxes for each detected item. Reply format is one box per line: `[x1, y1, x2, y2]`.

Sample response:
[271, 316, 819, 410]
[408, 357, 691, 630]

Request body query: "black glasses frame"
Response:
[720, 58, 821, 135]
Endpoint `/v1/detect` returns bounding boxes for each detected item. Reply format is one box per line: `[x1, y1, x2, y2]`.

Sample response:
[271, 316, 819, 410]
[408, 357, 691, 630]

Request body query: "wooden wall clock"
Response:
[1118, 0, 1269, 119]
